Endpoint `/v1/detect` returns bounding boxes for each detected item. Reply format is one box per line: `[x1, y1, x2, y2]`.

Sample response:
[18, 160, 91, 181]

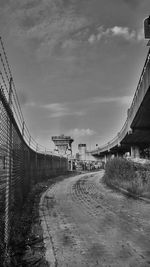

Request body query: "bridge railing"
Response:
[0, 38, 68, 265]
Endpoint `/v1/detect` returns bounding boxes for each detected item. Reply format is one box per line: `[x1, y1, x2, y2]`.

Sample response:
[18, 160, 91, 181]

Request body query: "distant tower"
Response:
[78, 144, 87, 160]
[52, 134, 74, 156]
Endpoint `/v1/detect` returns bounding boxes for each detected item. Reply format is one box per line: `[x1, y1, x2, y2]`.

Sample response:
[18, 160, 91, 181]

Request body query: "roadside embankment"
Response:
[102, 158, 150, 200]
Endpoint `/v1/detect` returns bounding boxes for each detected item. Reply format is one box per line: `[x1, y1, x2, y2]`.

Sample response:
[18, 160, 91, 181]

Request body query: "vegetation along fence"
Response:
[0, 37, 68, 265]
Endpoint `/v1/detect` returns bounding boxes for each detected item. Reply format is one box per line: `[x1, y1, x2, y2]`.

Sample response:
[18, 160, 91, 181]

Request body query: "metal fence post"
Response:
[4, 77, 13, 264]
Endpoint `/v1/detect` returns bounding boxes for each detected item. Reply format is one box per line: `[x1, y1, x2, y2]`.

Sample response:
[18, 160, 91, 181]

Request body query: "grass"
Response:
[103, 157, 150, 197]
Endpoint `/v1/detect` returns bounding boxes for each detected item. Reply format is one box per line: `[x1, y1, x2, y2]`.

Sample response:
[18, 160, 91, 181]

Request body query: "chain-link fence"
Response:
[0, 38, 68, 265]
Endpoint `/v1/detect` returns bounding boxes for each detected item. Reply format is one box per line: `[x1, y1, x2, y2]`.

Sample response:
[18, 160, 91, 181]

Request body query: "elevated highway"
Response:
[91, 49, 150, 159]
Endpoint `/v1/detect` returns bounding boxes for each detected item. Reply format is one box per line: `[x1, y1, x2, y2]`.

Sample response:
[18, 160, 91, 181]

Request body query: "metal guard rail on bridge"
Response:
[92, 48, 150, 154]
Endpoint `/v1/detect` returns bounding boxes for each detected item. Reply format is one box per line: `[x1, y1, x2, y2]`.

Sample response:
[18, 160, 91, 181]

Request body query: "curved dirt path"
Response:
[39, 171, 150, 267]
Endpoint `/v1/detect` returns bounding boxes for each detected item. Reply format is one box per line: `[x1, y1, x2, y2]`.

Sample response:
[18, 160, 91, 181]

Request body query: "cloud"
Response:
[1, 0, 144, 60]
[90, 95, 132, 105]
[88, 34, 97, 44]
[44, 103, 67, 118]
[69, 128, 96, 138]
[25, 94, 132, 117]
[43, 102, 85, 118]
[87, 25, 141, 45]
[137, 28, 144, 41]
[1, 0, 88, 59]
[111, 26, 136, 40]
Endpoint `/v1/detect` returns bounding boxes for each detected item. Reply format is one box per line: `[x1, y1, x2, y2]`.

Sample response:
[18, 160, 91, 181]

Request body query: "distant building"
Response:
[78, 144, 87, 160]
[75, 143, 103, 171]
[77, 143, 98, 161]
[52, 134, 74, 156]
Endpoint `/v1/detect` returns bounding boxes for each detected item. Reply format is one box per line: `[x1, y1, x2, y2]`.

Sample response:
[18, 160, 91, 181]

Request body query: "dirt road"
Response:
[40, 171, 150, 267]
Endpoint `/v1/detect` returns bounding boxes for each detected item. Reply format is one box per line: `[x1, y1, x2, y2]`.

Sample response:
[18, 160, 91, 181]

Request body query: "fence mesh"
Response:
[0, 38, 68, 265]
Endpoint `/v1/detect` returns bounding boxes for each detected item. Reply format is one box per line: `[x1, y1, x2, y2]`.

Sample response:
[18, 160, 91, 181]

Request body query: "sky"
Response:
[0, 0, 149, 153]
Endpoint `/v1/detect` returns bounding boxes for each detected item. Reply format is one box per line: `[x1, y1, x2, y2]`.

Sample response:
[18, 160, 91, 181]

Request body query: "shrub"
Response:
[104, 157, 136, 182]
[103, 157, 150, 197]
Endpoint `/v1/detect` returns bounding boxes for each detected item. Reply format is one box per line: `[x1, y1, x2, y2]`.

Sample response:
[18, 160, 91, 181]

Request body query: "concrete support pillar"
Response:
[131, 146, 140, 158]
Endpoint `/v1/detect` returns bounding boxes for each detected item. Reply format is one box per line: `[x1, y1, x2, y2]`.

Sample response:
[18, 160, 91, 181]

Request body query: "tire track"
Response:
[40, 172, 150, 266]
[70, 173, 150, 265]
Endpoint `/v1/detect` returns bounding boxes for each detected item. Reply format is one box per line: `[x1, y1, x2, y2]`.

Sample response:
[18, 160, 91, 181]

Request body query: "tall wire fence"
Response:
[0, 37, 68, 265]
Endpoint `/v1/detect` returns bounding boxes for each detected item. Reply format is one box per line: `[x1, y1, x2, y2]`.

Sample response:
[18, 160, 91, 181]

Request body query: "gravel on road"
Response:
[39, 171, 150, 267]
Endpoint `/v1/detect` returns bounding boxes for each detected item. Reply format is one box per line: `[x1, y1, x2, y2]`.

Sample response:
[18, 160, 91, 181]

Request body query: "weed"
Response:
[103, 158, 150, 197]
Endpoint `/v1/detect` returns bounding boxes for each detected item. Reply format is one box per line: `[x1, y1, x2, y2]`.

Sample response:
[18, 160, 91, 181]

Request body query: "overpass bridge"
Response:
[91, 48, 150, 160]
